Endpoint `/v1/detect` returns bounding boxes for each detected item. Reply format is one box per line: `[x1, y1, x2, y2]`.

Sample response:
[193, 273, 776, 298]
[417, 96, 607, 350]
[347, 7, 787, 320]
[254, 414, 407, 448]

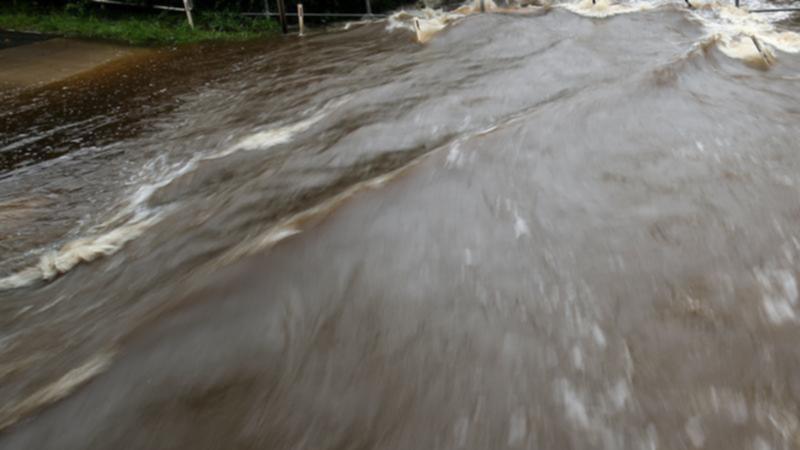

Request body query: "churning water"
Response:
[2, 1, 800, 448]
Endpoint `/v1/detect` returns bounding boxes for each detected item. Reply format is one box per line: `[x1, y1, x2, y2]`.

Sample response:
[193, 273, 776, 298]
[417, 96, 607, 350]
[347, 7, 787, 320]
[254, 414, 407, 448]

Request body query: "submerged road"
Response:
[2, 2, 800, 449]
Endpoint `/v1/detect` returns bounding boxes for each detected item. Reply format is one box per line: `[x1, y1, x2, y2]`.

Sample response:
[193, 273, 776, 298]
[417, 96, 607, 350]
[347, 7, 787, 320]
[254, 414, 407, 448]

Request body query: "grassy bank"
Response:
[0, 6, 279, 45]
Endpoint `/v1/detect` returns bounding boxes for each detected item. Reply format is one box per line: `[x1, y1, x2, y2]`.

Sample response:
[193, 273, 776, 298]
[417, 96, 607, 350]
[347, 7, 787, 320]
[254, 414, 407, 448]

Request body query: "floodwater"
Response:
[2, 0, 800, 448]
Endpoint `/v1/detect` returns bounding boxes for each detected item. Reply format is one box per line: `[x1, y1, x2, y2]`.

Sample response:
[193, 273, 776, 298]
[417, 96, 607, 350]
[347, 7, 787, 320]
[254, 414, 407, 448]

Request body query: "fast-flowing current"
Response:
[2, 0, 800, 448]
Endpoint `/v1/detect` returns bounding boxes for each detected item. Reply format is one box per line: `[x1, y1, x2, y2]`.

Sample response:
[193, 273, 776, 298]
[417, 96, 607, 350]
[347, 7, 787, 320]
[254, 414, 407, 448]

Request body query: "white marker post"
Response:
[298, 3, 305, 36]
[182, 0, 194, 28]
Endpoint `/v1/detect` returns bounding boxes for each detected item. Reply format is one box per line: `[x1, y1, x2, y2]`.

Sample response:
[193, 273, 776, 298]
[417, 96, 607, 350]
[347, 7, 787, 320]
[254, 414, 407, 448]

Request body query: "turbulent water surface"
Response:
[2, 1, 800, 448]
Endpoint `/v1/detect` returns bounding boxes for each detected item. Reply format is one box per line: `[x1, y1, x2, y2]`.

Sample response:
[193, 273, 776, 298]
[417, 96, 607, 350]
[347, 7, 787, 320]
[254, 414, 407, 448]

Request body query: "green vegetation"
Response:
[0, 4, 279, 46]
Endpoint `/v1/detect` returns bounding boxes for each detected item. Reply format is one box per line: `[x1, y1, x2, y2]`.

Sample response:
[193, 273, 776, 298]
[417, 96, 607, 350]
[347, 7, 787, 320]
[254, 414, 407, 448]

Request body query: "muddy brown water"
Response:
[2, 3, 800, 449]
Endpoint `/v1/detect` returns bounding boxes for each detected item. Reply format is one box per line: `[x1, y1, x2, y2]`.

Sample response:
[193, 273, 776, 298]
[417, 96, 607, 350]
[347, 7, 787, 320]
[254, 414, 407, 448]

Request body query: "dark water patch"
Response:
[0, 30, 51, 50]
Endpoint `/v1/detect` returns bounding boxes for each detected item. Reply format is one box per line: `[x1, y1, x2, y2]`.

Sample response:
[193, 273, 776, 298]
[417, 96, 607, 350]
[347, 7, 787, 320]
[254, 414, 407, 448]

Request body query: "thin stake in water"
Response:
[298, 3, 305, 36]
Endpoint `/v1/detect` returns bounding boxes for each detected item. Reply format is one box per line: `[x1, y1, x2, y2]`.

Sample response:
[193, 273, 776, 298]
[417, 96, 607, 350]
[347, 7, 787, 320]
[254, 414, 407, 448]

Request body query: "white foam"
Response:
[446, 141, 465, 168]
[559, 380, 590, 428]
[560, 0, 655, 18]
[386, 10, 420, 32]
[0, 149, 186, 292]
[0, 217, 160, 291]
[556, 0, 800, 65]
[415, 16, 450, 43]
[513, 209, 530, 238]
[690, 3, 800, 65]
[1, 151, 191, 292]
[226, 116, 316, 153]
[592, 323, 607, 348]
[210, 96, 348, 159]
[388, 0, 503, 44]
[756, 268, 798, 324]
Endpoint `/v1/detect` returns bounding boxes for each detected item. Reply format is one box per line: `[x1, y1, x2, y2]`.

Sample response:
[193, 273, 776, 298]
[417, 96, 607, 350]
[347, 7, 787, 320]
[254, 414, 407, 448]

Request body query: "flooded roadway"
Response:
[3, 1, 800, 448]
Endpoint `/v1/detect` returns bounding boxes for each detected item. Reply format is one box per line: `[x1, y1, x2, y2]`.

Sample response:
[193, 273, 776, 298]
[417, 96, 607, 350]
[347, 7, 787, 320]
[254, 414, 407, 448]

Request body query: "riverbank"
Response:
[0, 7, 278, 46]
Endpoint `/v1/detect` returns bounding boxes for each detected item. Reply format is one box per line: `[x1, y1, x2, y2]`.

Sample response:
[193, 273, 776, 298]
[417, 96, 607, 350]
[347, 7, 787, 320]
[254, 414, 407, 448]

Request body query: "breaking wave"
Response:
[0, 98, 348, 292]
[560, 0, 655, 18]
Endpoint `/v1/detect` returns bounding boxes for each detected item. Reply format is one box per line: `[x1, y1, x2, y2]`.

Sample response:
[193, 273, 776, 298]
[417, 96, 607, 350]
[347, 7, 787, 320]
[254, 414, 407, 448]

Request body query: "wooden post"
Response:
[182, 0, 194, 28]
[277, 0, 288, 34]
[750, 35, 764, 55]
[264, 0, 270, 15]
[365, 0, 373, 16]
[735, 0, 740, 7]
[298, 3, 305, 36]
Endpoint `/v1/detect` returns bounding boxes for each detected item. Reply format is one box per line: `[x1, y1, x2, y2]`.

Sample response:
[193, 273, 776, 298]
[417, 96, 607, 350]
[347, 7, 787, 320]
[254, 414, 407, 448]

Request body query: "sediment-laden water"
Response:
[2, 1, 800, 448]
